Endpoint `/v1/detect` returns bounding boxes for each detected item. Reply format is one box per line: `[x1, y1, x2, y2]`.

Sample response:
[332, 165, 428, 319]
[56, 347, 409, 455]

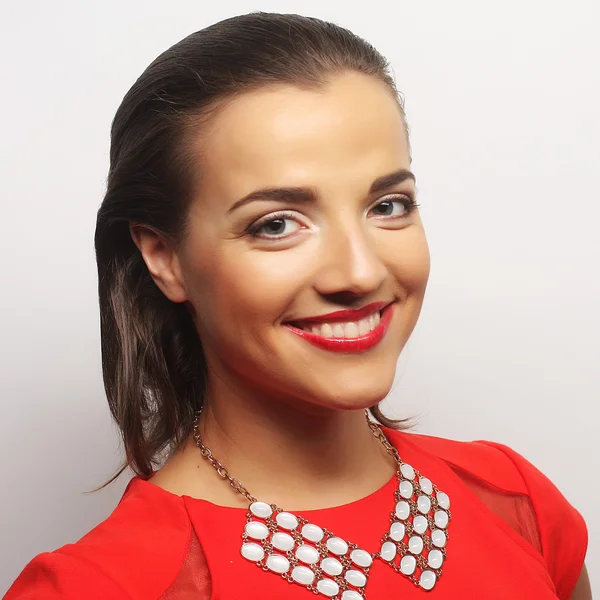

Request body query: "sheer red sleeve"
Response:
[474, 441, 588, 600]
[3, 477, 212, 599]
[403, 431, 588, 600]
[3, 551, 130, 599]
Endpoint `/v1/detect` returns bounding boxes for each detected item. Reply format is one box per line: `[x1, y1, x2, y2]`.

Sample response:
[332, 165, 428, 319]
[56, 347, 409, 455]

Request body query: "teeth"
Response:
[295, 311, 383, 339]
[358, 319, 370, 336]
[332, 324, 345, 338]
[344, 322, 359, 338]
[321, 323, 333, 338]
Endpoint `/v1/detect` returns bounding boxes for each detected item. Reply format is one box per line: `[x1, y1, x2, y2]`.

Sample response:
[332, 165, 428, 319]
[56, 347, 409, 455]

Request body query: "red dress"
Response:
[4, 428, 588, 599]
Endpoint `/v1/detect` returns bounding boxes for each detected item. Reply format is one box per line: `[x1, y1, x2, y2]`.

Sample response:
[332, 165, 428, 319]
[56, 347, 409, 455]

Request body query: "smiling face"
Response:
[173, 71, 430, 412]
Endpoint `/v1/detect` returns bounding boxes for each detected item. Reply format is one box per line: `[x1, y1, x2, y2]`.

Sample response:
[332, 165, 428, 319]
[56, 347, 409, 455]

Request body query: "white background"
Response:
[1, 0, 598, 594]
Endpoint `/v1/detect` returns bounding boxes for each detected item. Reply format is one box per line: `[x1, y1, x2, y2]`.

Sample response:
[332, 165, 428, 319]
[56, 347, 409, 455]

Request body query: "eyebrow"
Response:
[227, 168, 416, 213]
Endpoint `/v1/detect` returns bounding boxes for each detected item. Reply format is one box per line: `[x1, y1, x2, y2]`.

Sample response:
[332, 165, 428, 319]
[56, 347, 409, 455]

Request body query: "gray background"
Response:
[1, 0, 598, 593]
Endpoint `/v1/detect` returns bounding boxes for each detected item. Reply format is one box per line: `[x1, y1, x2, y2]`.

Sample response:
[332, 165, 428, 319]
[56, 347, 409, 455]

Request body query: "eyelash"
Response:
[246, 195, 420, 240]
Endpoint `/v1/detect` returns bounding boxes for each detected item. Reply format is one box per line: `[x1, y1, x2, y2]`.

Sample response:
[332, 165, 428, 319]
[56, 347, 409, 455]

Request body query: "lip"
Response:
[287, 300, 392, 325]
[284, 302, 396, 354]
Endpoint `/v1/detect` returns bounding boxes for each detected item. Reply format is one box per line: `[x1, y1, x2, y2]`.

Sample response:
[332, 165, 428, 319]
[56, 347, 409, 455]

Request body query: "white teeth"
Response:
[332, 324, 345, 338]
[358, 318, 370, 336]
[321, 323, 334, 338]
[294, 311, 383, 339]
[344, 322, 359, 338]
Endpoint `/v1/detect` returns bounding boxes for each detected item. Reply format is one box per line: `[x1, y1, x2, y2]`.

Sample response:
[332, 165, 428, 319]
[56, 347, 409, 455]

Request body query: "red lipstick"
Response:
[284, 301, 395, 353]
[290, 301, 391, 324]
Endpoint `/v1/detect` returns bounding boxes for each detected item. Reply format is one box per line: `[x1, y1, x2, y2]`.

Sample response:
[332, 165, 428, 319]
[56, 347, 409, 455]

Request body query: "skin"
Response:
[571, 567, 592, 600]
[130, 71, 590, 597]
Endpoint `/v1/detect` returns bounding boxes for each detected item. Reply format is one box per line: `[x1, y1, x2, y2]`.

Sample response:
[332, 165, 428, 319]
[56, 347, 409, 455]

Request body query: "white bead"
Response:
[342, 591, 363, 600]
[417, 495, 431, 514]
[408, 535, 424, 555]
[400, 463, 415, 480]
[345, 570, 367, 588]
[350, 548, 373, 568]
[296, 544, 320, 564]
[395, 500, 411, 520]
[321, 557, 343, 576]
[419, 477, 433, 495]
[240, 542, 265, 562]
[245, 521, 269, 540]
[380, 541, 397, 561]
[428, 549, 444, 569]
[399, 480, 414, 499]
[389, 521, 405, 541]
[301, 523, 324, 543]
[412, 515, 428, 535]
[419, 570, 437, 590]
[271, 532, 295, 552]
[432, 529, 447, 548]
[266, 553, 290, 574]
[437, 491, 450, 509]
[400, 554, 417, 575]
[326, 536, 348, 556]
[249, 501, 272, 519]
[276, 512, 298, 530]
[434, 509, 449, 529]
[316, 578, 339, 597]
[291, 565, 315, 585]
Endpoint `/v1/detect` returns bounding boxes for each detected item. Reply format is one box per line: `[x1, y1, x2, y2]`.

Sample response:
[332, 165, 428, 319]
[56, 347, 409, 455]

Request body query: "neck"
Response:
[186, 383, 397, 510]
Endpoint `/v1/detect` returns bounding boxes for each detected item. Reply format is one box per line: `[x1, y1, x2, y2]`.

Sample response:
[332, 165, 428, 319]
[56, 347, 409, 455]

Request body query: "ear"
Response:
[129, 223, 189, 304]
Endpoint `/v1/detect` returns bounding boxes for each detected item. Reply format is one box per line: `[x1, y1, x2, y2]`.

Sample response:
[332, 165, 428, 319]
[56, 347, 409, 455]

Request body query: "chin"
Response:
[301, 372, 396, 412]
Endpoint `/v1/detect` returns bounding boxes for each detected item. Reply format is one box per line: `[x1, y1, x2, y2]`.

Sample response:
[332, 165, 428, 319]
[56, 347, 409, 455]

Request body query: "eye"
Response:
[369, 195, 419, 219]
[247, 210, 305, 240]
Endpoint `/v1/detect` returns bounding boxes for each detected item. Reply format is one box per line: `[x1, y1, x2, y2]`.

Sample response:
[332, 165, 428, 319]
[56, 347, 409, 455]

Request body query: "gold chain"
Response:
[192, 408, 402, 505]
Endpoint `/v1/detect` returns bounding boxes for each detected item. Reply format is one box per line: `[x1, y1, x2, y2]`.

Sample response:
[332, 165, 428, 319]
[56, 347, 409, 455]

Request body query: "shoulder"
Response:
[388, 428, 529, 492]
[5, 476, 194, 600]
[385, 427, 588, 599]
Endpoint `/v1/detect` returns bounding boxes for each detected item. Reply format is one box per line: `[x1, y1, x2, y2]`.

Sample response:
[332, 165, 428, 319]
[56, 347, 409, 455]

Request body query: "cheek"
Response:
[382, 228, 431, 292]
[188, 246, 309, 331]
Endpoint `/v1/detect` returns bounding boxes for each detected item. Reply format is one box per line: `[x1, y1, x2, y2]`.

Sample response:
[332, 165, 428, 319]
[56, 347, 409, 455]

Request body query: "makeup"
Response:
[284, 302, 395, 353]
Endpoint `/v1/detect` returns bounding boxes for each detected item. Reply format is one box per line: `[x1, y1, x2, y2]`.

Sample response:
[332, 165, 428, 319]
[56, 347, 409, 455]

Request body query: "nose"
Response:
[312, 219, 388, 298]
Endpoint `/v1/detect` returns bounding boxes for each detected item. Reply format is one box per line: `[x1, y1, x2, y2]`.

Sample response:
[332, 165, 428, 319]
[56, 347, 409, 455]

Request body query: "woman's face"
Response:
[174, 71, 430, 412]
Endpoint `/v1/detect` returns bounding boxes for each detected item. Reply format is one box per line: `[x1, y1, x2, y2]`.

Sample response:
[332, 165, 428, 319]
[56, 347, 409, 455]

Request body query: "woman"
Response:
[4, 11, 590, 600]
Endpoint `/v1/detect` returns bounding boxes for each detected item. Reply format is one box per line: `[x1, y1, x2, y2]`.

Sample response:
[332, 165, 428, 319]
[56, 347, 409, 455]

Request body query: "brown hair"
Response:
[93, 11, 414, 491]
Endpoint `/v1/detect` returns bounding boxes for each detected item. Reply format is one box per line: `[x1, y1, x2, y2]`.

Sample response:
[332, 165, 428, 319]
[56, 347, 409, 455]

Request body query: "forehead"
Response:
[196, 72, 411, 198]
